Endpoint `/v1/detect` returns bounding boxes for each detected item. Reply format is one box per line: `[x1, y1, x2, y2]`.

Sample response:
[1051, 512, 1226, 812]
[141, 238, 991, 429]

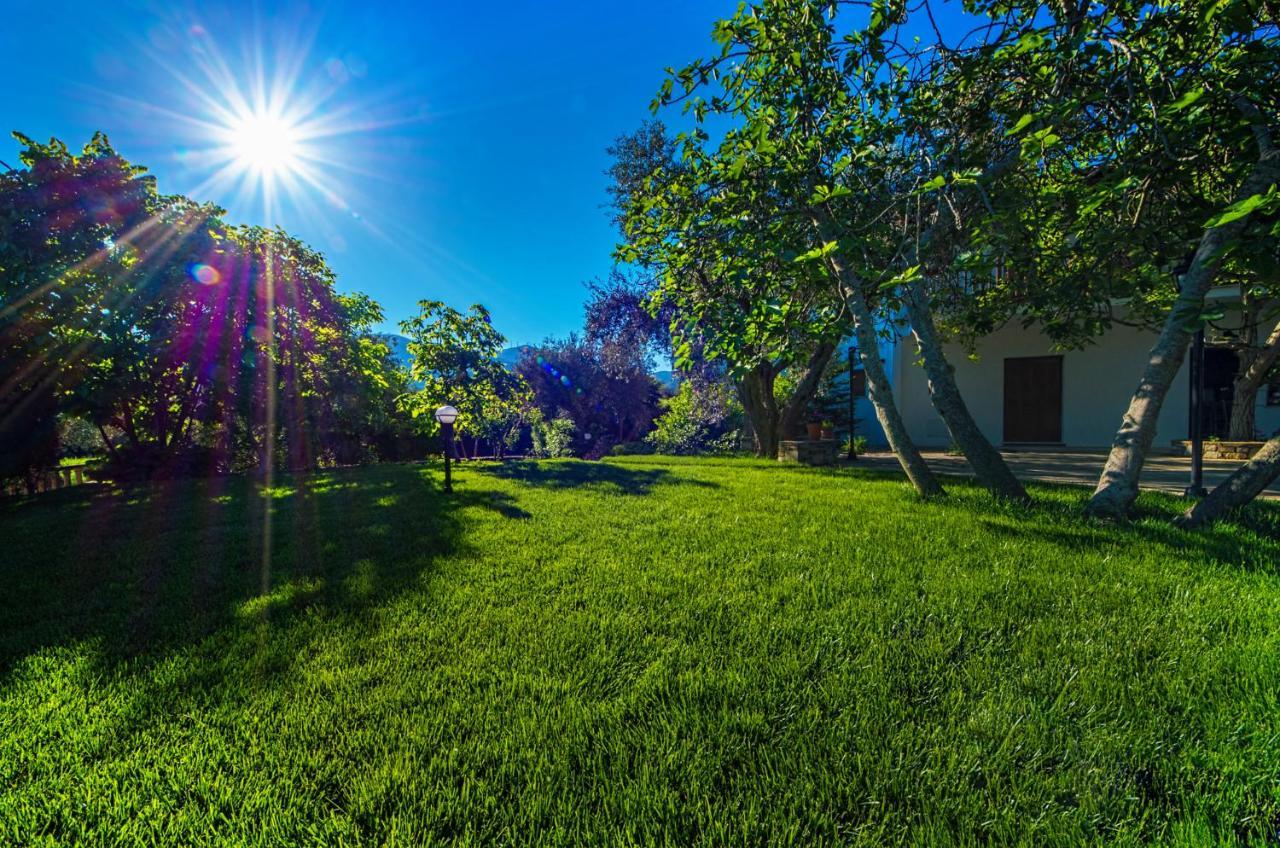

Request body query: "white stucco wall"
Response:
[1258, 388, 1280, 438]
[893, 320, 1197, 450]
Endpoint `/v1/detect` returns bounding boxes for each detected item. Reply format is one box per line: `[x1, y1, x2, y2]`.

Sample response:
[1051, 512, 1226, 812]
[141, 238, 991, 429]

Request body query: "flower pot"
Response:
[820, 428, 834, 441]
[806, 423, 823, 440]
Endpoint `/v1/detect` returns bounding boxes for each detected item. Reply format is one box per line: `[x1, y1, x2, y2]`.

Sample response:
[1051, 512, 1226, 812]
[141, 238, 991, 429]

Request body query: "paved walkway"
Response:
[854, 448, 1280, 498]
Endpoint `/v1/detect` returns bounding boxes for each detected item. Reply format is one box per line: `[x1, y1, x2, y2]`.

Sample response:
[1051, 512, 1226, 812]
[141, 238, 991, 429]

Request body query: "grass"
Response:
[3, 456, 1280, 846]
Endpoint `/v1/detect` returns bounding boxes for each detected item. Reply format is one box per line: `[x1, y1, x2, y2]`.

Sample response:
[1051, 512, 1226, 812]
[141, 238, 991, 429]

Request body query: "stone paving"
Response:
[853, 448, 1280, 499]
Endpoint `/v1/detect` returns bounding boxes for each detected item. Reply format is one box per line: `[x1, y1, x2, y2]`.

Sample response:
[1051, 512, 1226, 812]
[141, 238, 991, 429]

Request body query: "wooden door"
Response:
[1003, 356, 1063, 443]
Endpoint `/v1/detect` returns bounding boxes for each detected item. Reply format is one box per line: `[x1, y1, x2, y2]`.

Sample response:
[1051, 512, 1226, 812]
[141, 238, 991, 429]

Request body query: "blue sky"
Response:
[1, 0, 732, 346]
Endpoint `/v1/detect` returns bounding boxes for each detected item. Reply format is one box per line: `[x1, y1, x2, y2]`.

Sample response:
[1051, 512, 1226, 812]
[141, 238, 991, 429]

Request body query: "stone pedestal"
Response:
[1175, 440, 1266, 460]
[778, 439, 840, 466]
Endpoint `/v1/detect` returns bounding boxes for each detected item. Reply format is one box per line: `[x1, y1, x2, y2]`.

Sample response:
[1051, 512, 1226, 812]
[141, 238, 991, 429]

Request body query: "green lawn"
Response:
[3, 457, 1280, 846]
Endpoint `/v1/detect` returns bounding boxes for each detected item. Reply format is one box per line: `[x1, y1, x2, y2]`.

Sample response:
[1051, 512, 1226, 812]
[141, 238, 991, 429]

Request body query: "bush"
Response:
[646, 379, 740, 455]
[530, 413, 576, 458]
[843, 435, 870, 457]
[57, 416, 105, 458]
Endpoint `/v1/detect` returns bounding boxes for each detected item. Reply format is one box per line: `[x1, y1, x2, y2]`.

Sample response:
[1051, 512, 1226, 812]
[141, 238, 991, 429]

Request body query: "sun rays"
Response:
[224, 109, 302, 179]
[86, 14, 393, 230]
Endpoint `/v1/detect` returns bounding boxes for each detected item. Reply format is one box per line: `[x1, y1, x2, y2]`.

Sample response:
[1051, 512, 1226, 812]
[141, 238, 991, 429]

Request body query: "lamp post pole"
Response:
[435, 405, 460, 494]
[442, 422, 454, 494]
[1185, 329, 1206, 499]
[847, 345, 857, 460]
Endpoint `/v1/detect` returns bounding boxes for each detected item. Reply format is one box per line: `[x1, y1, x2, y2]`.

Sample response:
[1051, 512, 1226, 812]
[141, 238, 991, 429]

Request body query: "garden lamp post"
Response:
[1185, 330, 1206, 499]
[847, 345, 857, 460]
[435, 405, 459, 494]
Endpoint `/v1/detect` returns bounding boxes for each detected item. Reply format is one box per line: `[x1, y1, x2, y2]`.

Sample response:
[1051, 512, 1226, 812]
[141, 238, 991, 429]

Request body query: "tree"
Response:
[516, 336, 660, 458]
[612, 121, 847, 461]
[910, 1, 1280, 516]
[399, 300, 528, 458]
[327, 292, 425, 463]
[529, 411, 576, 459]
[468, 370, 535, 459]
[1, 131, 414, 483]
[641, 2, 957, 495]
[1178, 433, 1280, 528]
[0, 132, 155, 487]
[1226, 305, 1280, 441]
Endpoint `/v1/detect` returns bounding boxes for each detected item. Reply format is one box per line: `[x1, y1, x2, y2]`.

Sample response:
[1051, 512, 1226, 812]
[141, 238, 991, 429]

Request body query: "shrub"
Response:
[844, 435, 870, 457]
[57, 416, 105, 458]
[646, 379, 741, 455]
[530, 412, 576, 458]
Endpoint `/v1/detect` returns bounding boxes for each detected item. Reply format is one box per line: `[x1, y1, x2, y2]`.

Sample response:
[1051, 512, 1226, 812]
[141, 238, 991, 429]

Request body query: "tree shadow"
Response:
[473, 459, 719, 495]
[456, 486, 533, 519]
[922, 479, 1280, 575]
[0, 463, 475, 683]
[824, 462, 1280, 570]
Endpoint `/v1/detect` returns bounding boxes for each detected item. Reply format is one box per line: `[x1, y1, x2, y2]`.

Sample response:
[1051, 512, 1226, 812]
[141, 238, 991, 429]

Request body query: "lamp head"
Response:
[434, 405, 459, 426]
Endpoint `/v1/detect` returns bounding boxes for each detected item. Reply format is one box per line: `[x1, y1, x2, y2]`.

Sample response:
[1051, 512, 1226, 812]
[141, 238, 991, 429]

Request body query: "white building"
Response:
[866, 295, 1280, 451]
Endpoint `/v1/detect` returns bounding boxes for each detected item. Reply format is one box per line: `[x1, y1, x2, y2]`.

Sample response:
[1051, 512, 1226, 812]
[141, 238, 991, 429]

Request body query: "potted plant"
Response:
[806, 419, 823, 440]
[820, 420, 835, 441]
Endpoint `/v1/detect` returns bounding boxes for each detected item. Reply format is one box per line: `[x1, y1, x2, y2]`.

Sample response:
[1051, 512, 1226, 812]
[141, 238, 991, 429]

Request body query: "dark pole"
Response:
[1185, 328, 1206, 498]
[442, 422, 454, 494]
[847, 345, 857, 460]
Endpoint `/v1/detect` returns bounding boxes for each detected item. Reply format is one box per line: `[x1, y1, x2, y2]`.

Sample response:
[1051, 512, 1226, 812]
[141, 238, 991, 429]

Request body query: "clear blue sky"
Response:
[1, 0, 732, 346]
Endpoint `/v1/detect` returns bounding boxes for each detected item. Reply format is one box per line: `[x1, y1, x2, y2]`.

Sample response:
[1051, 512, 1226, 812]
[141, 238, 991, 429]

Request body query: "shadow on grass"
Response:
[929, 477, 1280, 574]
[473, 459, 719, 495]
[0, 463, 498, 682]
[820, 461, 1280, 571]
[0, 457, 718, 690]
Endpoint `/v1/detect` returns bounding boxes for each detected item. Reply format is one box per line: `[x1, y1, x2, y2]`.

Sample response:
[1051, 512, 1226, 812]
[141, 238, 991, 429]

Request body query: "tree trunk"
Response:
[1086, 136, 1280, 518]
[1228, 317, 1280, 440]
[779, 342, 837, 441]
[737, 363, 781, 458]
[823, 253, 943, 498]
[903, 280, 1030, 503]
[1177, 434, 1280, 528]
[1228, 376, 1259, 441]
[738, 395, 757, 453]
[97, 424, 121, 462]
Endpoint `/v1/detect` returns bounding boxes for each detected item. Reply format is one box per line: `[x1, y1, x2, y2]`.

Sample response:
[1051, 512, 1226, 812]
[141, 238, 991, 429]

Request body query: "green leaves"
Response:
[879, 264, 922, 291]
[1165, 88, 1206, 113]
[793, 241, 840, 263]
[808, 184, 852, 204]
[1004, 113, 1036, 137]
[1204, 188, 1278, 229]
[917, 168, 983, 195]
[1019, 126, 1061, 158]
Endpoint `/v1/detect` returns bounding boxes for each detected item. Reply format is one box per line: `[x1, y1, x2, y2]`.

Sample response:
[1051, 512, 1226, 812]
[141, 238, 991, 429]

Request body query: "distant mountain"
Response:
[376, 333, 413, 369]
[498, 345, 533, 367]
[653, 370, 679, 391]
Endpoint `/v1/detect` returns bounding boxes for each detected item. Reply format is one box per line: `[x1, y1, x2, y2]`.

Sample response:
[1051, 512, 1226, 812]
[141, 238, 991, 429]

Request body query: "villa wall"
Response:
[892, 320, 1192, 450]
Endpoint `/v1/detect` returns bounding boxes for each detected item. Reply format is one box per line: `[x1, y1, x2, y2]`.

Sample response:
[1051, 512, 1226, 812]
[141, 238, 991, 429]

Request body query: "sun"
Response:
[227, 111, 301, 178]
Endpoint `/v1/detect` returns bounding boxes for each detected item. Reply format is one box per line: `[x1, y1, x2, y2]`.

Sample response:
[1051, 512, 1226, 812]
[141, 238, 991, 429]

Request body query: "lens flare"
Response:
[189, 262, 221, 285]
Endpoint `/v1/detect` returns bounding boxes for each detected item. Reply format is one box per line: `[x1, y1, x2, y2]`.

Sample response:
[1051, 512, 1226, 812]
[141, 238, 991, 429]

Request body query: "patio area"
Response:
[855, 448, 1280, 499]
